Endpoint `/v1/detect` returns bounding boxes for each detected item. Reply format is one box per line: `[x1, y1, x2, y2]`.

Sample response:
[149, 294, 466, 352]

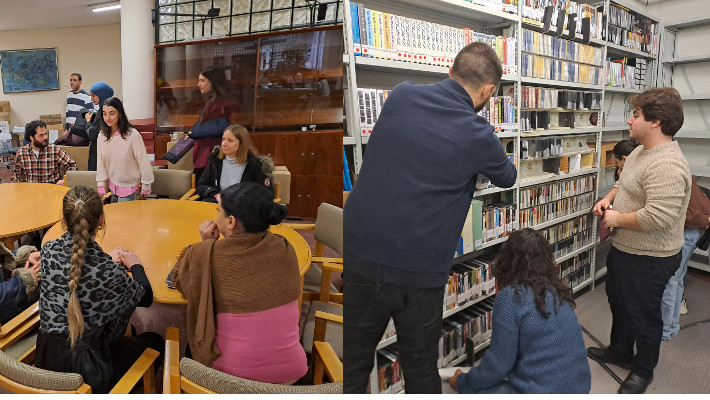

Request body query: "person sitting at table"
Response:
[35, 186, 164, 393]
[195, 124, 274, 203]
[0, 244, 40, 324]
[172, 182, 307, 384]
[12, 119, 77, 184]
[96, 97, 154, 202]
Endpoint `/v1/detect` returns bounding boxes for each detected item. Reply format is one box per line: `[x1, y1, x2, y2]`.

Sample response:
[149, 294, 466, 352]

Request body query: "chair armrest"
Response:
[314, 310, 343, 344]
[313, 341, 343, 384]
[322, 262, 343, 273]
[109, 348, 160, 394]
[188, 193, 201, 201]
[163, 327, 181, 394]
[312, 256, 342, 265]
[283, 223, 315, 231]
[180, 188, 196, 200]
[0, 302, 39, 338]
[17, 344, 36, 364]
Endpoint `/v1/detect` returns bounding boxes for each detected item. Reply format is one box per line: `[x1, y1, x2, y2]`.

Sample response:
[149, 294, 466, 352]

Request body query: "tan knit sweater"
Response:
[612, 140, 691, 256]
[96, 127, 154, 191]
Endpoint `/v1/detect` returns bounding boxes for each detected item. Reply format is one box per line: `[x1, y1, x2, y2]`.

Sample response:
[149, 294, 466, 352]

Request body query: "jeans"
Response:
[111, 192, 138, 203]
[661, 228, 704, 340]
[605, 246, 681, 378]
[344, 253, 445, 394]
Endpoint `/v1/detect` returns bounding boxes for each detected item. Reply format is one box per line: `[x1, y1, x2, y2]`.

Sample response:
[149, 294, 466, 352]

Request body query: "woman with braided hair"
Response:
[35, 186, 163, 393]
[172, 182, 307, 383]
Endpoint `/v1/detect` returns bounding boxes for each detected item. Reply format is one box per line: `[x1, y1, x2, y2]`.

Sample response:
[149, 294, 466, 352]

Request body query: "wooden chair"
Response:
[148, 168, 196, 200]
[162, 327, 342, 394]
[0, 302, 160, 394]
[285, 203, 343, 309]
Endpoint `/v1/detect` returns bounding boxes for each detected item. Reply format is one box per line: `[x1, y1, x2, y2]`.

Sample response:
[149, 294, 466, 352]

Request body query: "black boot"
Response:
[587, 347, 633, 370]
[618, 372, 653, 394]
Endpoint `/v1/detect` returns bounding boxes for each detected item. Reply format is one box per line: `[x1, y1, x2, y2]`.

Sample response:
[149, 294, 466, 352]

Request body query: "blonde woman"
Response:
[35, 186, 163, 393]
[195, 124, 274, 203]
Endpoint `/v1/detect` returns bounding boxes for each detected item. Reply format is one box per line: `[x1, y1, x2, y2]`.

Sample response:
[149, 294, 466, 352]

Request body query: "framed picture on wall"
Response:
[0, 48, 60, 93]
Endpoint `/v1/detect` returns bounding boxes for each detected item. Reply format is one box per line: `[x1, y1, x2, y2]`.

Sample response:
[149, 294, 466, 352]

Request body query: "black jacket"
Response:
[196, 147, 274, 199]
[84, 110, 103, 171]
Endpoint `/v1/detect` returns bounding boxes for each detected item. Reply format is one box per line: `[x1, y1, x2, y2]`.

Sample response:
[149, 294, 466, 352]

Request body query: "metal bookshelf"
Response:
[343, 0, 663, 393]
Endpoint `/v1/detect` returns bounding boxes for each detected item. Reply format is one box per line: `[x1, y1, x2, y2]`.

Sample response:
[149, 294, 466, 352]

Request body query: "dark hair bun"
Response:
[260, 202, 288, 225]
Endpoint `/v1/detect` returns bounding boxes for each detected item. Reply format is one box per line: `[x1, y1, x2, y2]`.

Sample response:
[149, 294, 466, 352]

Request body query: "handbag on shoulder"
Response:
[162, 136, 194, 164]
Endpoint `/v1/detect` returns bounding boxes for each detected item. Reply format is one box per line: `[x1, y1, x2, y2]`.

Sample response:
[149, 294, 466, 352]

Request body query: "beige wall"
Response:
[0, 24, 122, 130]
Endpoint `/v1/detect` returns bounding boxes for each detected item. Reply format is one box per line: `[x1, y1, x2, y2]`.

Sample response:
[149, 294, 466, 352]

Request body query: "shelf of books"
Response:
[343, 1, 662, 393]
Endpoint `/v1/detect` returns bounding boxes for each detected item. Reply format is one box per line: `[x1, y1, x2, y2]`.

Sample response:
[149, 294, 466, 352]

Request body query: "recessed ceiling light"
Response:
[89, 2, 121, 13]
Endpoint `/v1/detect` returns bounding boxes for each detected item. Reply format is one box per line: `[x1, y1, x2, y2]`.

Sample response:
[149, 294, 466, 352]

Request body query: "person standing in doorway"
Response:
[343, 42, 517, 394]
[588, 87, 691, 394]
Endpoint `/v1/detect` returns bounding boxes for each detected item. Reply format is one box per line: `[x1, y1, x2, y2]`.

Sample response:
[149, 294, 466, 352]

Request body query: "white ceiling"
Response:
[0, 0, 122, 32]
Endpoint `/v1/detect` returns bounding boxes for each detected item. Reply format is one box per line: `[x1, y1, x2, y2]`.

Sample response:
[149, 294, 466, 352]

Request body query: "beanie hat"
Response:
[90, 81, 114, 106]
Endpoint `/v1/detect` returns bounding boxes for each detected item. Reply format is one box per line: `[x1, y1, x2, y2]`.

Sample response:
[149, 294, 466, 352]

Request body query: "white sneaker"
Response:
[680, 298, 688, 315]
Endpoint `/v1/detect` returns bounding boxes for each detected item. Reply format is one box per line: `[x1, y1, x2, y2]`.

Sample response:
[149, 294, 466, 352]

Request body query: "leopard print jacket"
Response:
[40, 232, 145, 343]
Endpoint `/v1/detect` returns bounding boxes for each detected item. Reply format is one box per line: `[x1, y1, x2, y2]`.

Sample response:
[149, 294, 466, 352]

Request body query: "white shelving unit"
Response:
[343, 0, 662, 393]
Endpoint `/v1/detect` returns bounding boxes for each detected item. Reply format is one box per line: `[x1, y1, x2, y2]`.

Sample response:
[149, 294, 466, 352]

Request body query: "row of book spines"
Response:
[552, 231, 594, 259]
[520, 175, 596, 207]
[375, 348, 404, 394]
[458, 200, 518, 256]
[517, 85, 602, 110]
[356, 88, 390, 136]
[445, 260, 496, 310]
[521, 29, 604, 66]
[349, 3, 517, 72]
[519, 194, 595, 228]
[521, 53, 603, 85]
[478, 96, 518, 130]
[561, 261, 592, 289]
[521, 190, 596, 211]
[540, 213, 592, 241]
[520, 1, 604, 37]
[560, 249, 593, 276]
[606, 25, 659, 55]
[605, 60, 636, 88]
[440, 303, 495, 368]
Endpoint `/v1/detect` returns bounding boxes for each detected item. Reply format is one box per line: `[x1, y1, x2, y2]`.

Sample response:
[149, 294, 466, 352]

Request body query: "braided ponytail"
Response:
[62, 186, 104, 348]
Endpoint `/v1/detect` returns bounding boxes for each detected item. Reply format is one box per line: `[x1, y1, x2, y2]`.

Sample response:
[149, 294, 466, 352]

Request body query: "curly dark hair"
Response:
[492, 228, 575, 318]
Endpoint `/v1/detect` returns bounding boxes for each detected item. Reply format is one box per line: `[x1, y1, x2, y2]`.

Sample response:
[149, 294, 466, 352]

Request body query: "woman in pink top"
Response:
[172, 182, 307, 384]
[96, 97, 154, 202]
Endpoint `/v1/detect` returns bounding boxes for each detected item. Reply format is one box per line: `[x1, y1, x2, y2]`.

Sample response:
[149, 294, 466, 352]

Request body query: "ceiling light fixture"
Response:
[90, 2, 121, 13]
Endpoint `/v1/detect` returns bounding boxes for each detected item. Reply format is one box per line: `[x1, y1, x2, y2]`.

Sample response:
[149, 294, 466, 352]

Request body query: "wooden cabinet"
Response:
[252, 130, 342, 218]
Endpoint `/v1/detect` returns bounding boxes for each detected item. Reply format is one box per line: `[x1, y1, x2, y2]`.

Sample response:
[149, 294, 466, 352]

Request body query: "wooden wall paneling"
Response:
[275, 132, 310, 175]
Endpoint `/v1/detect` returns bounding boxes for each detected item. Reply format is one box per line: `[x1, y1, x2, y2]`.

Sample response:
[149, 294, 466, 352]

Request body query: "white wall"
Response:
[0, 24, 122, 129]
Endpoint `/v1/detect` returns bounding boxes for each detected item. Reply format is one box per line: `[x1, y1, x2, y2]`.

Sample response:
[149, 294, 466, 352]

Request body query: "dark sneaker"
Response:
[618, 372, 653, 394]
[587, 346, 633, 370]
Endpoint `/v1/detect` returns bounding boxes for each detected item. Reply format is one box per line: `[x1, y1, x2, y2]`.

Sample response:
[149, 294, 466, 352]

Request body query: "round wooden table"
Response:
[0, 183, 71, 249]
[43, 199, 311, 304]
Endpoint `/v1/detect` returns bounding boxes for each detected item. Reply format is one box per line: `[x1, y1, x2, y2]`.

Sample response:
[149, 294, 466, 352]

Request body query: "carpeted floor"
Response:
[576, 271, 710, 394]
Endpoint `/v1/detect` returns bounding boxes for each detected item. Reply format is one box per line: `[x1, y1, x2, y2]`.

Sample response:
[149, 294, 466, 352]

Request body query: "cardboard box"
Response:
[0, 111, 9, 121]
[0, 101, 9, 113]
[273, 166, 291, 205]
[39, 114, 63, 125]
[600, 141, 619, 168]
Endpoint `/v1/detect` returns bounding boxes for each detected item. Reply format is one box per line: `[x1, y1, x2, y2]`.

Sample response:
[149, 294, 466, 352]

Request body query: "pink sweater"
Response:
[96, 127, 154, 192]
[211, 300, 307, 383]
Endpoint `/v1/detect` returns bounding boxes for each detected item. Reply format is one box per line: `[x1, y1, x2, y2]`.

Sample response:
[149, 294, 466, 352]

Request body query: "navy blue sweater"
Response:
[457, 286, 591, 394]
[344, 79, 517, 287]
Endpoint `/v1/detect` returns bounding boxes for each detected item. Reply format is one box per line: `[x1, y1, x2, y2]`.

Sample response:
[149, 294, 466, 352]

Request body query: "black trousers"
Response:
[344, 261, 445, 394]
[605, 246, 680, 378]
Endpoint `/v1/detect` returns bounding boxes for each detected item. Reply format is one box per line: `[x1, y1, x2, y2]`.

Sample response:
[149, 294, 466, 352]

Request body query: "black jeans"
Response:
[344, 265, 445, 394]
[605, 246, 681, 378]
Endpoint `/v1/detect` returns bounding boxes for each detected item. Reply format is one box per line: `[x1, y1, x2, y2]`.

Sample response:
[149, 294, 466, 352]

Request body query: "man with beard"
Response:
[344, 42, 517, 393]
[12, 120, 77, 184]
